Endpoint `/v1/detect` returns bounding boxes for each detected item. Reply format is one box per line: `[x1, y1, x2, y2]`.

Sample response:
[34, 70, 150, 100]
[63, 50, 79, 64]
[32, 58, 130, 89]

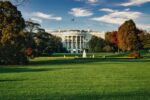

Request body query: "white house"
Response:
[50, 29, 105, 53]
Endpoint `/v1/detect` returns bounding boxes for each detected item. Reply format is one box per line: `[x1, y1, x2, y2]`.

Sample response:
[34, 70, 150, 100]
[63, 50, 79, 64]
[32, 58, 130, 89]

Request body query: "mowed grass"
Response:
[0, 54, 150, 100]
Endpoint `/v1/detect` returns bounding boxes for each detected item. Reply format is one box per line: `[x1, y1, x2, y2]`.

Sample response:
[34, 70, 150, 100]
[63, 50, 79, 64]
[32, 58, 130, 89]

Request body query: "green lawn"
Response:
[0, 54, 150, 100]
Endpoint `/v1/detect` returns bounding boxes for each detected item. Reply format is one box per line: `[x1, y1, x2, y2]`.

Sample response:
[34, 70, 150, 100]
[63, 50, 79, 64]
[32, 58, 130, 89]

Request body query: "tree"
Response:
[139, 31, 150, 49]
[105, 31, 118, 46]
[0, 1, 28, 64]
[24, 20, 41, 54]
[32, 28, 65, 56]
[117, 19, 140, 51]
[49, 35, 65, 53]
[88, 36, 98, 52]
[33, 29, 51, 56]
[25, 20, 41, 33]
[88, 36, 105, 52]
[105, 31, 118, 52]
[5, 0, 29, 6]
[24, 19, 66, 57]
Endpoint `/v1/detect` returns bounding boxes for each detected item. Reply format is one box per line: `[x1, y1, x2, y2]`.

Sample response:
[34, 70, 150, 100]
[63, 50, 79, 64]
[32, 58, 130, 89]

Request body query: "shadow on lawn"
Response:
[0, 67, 76, 73]
[51, 91, 150, 100]
[0, 58, 150, 73]
[9, 90, 150, 100]
[30, 58, 150, 66]
[0, 79, 26, 82]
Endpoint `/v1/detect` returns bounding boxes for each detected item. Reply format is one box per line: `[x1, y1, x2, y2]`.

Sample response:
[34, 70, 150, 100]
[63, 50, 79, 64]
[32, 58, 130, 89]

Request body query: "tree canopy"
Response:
[88, 36, 106, 52]
[0, 1, 28, 64]
[117, 19, 141, 51]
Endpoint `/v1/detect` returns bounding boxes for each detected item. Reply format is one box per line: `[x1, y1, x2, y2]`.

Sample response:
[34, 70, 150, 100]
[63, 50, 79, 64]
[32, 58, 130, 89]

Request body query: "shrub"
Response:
[103, 45, 113, 52]
[129, 51, 141, 58]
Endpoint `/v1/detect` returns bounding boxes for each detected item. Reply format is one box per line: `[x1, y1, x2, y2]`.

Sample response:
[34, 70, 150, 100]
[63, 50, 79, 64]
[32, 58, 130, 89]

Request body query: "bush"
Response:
[129, 51, 141, 58]
[103, 45, 113, 52]
[0, 45, 29, 65]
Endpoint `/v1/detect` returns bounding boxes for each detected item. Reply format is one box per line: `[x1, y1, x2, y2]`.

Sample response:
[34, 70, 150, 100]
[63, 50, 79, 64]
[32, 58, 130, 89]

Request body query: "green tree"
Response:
[24, 20, 41, 56]
[25, 20, 40, 33]
[139, 31, 150, 49]
[24, 20, 66, 56]
[33, 29, 51, 56]
[118, 19, 140, 51]
[33, 28, 65, 56]
[0, 1, 28, 64]
[50, 35, 65, 53]
[88, 36, 98, 52]
[88, 36, 105, 52]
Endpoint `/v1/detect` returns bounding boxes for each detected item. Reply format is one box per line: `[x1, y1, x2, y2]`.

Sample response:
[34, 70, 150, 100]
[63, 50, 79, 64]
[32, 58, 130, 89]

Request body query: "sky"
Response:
[17, 0, 150, 32]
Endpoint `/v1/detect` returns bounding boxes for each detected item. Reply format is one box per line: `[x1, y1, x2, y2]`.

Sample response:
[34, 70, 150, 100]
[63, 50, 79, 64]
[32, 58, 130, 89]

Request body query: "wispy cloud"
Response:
[69, 8, 93, 17]
[91, 8, 142, 25]
[91, 8, 150, 30]
[100, 8, 116, 13]
[74, 0, 99, 5]
[32, 12, 62, 21]
[87, 0, 98, 4]
[45, 29, 54, 33]
[137, 24, 150, 30]
[120, 0, 150, 6]
[30, 18, 43, 23]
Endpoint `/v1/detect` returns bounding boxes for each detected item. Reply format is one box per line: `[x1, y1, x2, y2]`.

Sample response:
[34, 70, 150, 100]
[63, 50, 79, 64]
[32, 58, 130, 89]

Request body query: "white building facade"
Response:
[50, 30, 104, 53]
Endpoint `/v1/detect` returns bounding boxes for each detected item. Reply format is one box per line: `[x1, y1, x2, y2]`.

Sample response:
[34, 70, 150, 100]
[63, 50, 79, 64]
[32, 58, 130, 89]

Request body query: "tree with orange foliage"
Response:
[105, 31, 118, 52]
[118, 19, 140, 51]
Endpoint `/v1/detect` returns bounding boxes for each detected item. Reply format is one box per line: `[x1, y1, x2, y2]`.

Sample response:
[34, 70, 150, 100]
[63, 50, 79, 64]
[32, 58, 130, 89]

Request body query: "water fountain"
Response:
[82, 49, 87, 58]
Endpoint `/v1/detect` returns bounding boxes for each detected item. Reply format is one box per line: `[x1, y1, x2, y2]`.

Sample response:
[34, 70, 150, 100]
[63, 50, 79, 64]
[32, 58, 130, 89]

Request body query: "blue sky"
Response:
[17, 0, 150, 32]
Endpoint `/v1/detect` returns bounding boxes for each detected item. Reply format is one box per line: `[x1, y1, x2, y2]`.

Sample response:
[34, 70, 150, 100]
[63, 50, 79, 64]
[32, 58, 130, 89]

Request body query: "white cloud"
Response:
[30, 18, 43, 23]
[45, 29, 54, 33]
[91, 8, 150, 31]
[69, 8, 93, 17]
[91, 8, 142, 25]
[87, 0, 98, 4]
[120, 0, 150, 6]
[100, 8, 116, 13]
[74, 0, 99, 5]
[32, 12, 62, 21]
[137, 24, 150, 30]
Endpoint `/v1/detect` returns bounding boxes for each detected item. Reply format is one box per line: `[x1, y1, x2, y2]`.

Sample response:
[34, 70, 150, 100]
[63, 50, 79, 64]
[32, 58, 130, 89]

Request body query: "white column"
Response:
[76, 36, 78, 53]
[80, 36, 82, 50]
[71, 36, 73, 53]
[83, 36, 85, 49]
[66, 36, 69, 50]
[69, 36, 71, 50]
[84, 36, 86, 49]
[65, 36, 67, 50]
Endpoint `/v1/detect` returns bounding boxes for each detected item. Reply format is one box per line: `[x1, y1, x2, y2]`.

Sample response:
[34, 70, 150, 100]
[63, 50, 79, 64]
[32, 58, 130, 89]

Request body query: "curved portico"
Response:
[65, 35, 86, 53]
[62, 30, 89, 53]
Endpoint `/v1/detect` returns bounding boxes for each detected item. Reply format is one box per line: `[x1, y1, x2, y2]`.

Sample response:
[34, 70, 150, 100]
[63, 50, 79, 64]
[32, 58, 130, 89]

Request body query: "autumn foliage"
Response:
[117, 20, 140, 51]
[105, 31, 118, 46]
